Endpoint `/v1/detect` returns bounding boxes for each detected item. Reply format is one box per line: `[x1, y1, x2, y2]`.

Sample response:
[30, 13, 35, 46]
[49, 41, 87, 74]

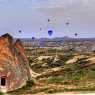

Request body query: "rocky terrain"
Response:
[0, 36, 94, 94]
[0, 33, 34, 92]
[7, 48, 95, 95]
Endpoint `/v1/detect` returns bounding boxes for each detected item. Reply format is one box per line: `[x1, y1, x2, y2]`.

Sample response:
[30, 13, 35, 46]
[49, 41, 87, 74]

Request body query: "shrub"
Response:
[47, 76, 64, 84]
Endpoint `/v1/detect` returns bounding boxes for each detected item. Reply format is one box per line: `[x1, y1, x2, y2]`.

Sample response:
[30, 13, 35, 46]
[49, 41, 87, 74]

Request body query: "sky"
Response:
[0, 0, 95, 38]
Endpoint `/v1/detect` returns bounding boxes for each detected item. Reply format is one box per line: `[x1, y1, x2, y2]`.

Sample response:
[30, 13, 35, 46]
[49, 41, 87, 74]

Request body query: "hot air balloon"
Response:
[40, 27, 42, 31]
[66, 22, 69, 25]
[18, 30, 22, 33]
[48, 30, 53, 36]
[48, 19, 50, 22]
[75, 33, 77, 36]
[32, 37, 35, 41]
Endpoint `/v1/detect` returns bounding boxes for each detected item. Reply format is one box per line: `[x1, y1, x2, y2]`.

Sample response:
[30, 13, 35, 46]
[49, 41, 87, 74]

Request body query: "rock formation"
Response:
[0, 33, 31, 92]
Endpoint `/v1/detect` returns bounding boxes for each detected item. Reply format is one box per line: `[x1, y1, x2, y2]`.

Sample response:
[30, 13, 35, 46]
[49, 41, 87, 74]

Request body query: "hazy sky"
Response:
[0, 0, 95, 38]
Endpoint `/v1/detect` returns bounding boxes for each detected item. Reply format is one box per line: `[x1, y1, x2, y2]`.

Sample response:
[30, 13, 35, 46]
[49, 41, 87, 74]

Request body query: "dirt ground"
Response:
[33, 92, 95, 95]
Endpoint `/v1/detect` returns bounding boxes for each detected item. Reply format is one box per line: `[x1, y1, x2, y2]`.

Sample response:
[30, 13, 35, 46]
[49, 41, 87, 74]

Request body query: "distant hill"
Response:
[20, 37, 95, 42]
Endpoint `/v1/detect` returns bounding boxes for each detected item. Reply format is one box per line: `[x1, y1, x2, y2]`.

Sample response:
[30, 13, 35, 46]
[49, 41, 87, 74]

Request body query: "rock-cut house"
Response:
[0, 33, 31, 92]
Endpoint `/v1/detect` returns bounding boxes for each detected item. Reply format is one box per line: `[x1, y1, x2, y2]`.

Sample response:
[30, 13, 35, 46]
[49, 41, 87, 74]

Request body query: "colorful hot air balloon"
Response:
[48, 30, 53, 36]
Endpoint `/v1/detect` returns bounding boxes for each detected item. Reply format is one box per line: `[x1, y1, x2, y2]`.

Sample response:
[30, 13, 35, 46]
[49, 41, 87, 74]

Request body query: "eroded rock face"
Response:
[0, 33, 31, 92]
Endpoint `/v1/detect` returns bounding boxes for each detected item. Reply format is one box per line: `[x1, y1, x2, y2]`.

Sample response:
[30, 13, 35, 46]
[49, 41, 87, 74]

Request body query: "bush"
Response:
[29, 59, 33, 64]
[47, 76, 64, 84]
[63, 81, 72, 85]
[26, 80, 35, 87]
